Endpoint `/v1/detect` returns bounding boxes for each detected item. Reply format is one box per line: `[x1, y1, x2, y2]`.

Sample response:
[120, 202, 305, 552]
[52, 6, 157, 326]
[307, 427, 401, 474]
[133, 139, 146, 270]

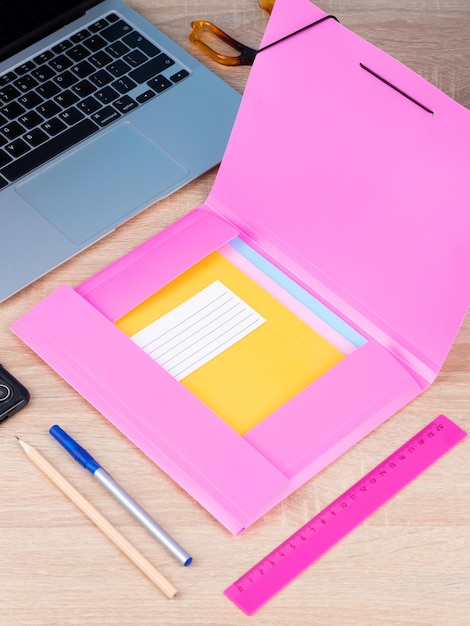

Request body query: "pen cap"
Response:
[50, 424, 100, 474]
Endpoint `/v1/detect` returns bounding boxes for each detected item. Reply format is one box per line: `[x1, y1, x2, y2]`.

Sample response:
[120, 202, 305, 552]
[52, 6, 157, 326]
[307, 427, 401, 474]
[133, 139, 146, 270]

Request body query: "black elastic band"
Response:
[359, 63, 434, 114]
[257, 14, 339, 56]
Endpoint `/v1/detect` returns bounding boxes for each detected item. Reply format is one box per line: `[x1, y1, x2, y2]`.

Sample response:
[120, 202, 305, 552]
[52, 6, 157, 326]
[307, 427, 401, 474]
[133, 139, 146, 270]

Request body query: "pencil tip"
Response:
[15, 436, 29, 451]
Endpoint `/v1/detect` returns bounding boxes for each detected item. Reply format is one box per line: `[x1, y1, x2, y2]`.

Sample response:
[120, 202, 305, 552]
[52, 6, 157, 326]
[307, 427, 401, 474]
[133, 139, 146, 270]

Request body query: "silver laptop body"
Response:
[0, 0, 240, 302]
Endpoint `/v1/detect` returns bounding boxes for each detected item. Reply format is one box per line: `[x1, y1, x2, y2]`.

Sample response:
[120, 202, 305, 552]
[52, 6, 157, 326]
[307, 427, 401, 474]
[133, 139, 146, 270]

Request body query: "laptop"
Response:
[0, 0, 241, 303]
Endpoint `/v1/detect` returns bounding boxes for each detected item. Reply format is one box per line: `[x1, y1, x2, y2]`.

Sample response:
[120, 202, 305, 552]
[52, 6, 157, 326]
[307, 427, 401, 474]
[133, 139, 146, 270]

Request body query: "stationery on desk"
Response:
[15, 435, 178, 598]
[49, 424, 192, 566]
[11, 0, 470, 538]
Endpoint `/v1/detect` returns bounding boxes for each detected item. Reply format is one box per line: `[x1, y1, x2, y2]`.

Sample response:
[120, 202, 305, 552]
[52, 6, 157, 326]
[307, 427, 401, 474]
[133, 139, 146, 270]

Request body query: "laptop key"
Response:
[89, 19, 110, 33]
[67, 45, 90, 63]
[33, 50, 54, 64]
[1, 118, 99, 182]
[95, 86, 119, 104]
[70, 29, 90, 44]
[17, 61, 36, 76]
[52, 40, 73, 54]
[4, 138, 29, 159]
[50, 54, 73, 72]
[37, 81, 61, 98]
[107, 60, 131, 77]
[129, 55, 175, 84]
[147, 75, 172, 94]
[0, 173, 8, 189]
[83, 35, 107, 52]
[0, 72, 18, 87]
[89, 51, 113, 68]
[0, 84, 21, 103]
[170, 69, 190, 83]
[54, 89, 79, 108]
[72, 80, 96, 97]
[59, 107, 85, 126]
[32, 64, 56, 82]
[101, 20, 133, 42]
[113, 95, 138, 114]
[0, 150, 12, 167]
[41, 117, 67, 137]
[36, 101, 61, 119]
[13, 75, 39, 93]
[71, 61, 95, 79]
[23, 128, 49, 147]
[106, 41, 130, 59]
[123, 32, 160, 57]
[0, 101, 26, 120]
[136, 89, 156, 104]
[112, 76, 137, 94]
[1, 121, 25, 140]
[54, 70, 78, 89]
[77, 96, 102, 115]
[91, 106, 121, 127]
[90, 69, 114, 88]
[124, 50, 147, 68]
[18, 112, 43, 130]
[18, 92, 44, 108]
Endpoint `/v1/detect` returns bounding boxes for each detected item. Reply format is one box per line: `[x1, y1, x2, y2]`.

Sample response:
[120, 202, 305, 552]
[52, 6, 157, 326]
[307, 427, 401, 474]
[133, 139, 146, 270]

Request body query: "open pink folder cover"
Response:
[12, 0, 470, 534]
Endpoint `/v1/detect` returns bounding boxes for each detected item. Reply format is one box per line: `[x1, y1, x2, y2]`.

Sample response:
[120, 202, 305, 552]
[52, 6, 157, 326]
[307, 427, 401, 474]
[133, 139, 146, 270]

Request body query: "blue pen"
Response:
[49, 425, 192, 566]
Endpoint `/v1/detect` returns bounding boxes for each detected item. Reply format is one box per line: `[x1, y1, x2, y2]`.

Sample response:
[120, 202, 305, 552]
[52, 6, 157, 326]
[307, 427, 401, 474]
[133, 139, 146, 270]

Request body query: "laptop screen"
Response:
[0, 0, 101, 61]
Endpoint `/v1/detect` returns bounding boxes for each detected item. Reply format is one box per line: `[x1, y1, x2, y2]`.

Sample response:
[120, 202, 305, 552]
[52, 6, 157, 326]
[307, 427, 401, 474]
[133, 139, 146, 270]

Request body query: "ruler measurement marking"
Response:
[224, 416, 466, 615]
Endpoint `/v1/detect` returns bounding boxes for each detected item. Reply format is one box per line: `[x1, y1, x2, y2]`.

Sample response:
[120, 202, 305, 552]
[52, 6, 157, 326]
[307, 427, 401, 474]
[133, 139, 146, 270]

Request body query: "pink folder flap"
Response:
[245, 340, 422, 483]
[76, 208, 239, 321]
[208, 0, 470, 376]
[12, 284, 290, 534]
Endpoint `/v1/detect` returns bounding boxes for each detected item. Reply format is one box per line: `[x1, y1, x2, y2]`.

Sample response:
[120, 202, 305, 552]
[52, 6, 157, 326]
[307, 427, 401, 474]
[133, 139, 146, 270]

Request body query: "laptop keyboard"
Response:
[0, 12, 190, 190]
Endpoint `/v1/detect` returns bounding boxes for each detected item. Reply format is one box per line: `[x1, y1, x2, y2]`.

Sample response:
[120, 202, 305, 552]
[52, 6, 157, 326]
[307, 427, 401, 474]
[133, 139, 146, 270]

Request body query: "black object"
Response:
[0, 364, 30, 422]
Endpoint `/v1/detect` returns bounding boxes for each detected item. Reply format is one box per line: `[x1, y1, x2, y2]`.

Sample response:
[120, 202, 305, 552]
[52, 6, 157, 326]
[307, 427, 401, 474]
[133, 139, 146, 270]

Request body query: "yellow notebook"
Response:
[116, 252, 344, 435]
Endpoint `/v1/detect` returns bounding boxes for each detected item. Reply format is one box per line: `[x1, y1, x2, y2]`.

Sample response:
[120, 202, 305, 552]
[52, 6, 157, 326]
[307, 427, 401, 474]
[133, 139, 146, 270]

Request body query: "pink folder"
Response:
[12, 0, 470, 534]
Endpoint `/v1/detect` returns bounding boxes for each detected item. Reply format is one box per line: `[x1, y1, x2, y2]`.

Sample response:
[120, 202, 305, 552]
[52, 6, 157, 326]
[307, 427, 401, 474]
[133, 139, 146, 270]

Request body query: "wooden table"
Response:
[1, 2, 469, 624]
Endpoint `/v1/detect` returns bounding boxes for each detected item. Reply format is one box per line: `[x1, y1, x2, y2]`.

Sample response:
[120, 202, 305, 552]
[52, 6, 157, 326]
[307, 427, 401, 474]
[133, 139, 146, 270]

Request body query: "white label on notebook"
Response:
[130, 280, 266, 380]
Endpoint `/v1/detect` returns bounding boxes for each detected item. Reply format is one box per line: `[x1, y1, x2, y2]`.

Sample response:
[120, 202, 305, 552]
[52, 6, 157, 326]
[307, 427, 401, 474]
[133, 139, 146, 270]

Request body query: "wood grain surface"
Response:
[1, 2, 469, 625]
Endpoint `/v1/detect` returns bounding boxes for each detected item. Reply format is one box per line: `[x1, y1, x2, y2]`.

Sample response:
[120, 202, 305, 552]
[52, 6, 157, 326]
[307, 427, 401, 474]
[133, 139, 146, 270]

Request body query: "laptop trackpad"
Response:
[17, 122, 189, 244]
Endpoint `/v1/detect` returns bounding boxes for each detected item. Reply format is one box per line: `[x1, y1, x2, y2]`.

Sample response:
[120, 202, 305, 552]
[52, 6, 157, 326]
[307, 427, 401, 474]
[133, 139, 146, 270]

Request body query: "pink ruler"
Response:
[224, 415, 466, 615]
